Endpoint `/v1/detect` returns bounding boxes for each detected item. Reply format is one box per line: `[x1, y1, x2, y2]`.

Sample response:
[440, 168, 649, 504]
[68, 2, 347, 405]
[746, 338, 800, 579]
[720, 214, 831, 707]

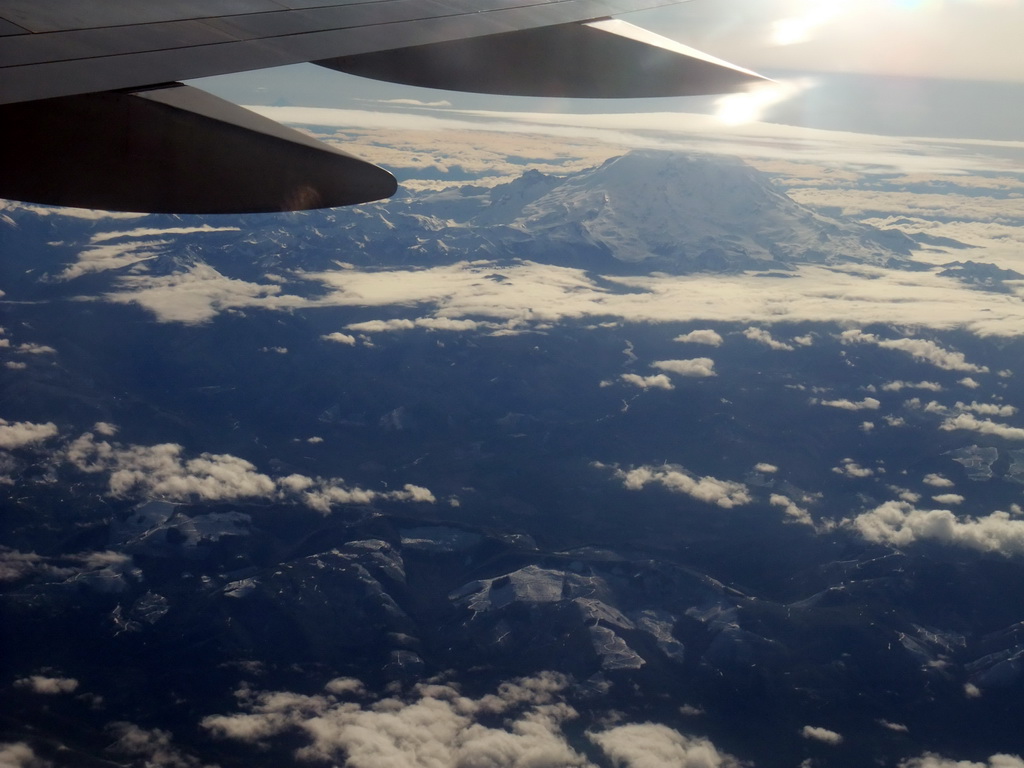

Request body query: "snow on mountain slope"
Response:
[472, 150, 915, 269]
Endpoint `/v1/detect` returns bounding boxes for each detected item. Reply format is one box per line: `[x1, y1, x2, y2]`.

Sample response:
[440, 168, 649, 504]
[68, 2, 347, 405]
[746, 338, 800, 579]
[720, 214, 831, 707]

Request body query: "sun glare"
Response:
[715, 79, 813, 125]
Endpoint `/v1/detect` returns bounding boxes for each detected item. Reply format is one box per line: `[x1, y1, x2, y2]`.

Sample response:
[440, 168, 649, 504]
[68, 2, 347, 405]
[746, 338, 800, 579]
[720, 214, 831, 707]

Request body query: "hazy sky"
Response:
[633, 0, 1024, 82]
[195, 0, 1024, 141]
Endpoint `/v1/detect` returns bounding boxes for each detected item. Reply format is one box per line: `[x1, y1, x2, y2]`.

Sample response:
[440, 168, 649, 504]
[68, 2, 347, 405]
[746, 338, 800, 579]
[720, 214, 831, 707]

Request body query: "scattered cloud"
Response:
[840, 330, 988, 373]
[813, 397, 880, 411]
[107, 722, 214, 768]
[940, 413, 1024, 440]
[958, 401, 1018, 417]
[345, 317, 494, 334]
[96, 256, 1024, 340]
[882, 381, 943, 392]
[674, 329, 723, 347]
[14, 676, 79, 695]
[62, 432, 433, 513]
[0, 419, 58, 450]
[743, 327, 794, 351]
[800, 725, 843, 745]
[923, 474, 954, 488]
[0, 742, 49, 768]
[833, 458, 875, 478]
[960, 377, 982, 389]
[345, 318, 416, 333]
[104, 264, 310, 324]
[202, 672, 738, 768]
[321, 332, 357, 346]
[621, 374, 675, 390]
[66, 433, 278, 502]
[932, 494, 965, 506]
[610, 464, 750, 509]
[589, 723, 741, 768]
[58, 239, 166, 281]
[15, 343, 56, 355]
[879, 720, 909, 733]
[899, 754, 1024, 768]
[755, 463, 778, 473]
[770, 493, 812, 526]
[651, 358, 716, 378]
[849, 501, 1024, 556]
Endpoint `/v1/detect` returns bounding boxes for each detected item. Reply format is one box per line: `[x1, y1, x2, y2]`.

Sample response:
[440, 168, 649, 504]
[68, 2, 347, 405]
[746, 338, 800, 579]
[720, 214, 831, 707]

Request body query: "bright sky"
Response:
[195, 0, 1024, 141]
[634, 0, 1024, 82]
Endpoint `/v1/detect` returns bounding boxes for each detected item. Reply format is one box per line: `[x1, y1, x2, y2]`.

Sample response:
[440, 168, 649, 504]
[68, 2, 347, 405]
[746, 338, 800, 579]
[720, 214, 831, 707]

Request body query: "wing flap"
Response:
[318, 18, 768, 98]
[0, 84, 396, 213]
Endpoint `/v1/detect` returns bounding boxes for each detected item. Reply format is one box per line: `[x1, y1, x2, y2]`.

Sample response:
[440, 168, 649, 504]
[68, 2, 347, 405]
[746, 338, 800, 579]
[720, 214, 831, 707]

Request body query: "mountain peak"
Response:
[484, 149, 915, 270]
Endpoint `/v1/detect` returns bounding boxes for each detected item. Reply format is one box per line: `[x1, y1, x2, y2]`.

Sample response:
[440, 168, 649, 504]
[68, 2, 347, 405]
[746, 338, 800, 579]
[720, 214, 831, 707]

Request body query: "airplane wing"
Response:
[0, 0, 767, 214]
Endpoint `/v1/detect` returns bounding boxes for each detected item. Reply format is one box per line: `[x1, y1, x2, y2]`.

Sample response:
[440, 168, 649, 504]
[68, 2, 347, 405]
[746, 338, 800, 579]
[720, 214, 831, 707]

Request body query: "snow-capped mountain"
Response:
[486, 150, 915, 268]
[350, 149, 917, 273]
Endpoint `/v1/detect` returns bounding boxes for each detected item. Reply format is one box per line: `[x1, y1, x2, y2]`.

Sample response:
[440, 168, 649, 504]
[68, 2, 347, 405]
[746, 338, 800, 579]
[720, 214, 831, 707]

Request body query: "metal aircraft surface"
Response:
[0, 0, 766, 213]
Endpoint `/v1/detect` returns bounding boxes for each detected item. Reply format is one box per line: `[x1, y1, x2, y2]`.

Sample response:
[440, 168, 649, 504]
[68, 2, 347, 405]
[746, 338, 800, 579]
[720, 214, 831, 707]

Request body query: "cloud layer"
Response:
[202, 672, 740, 768]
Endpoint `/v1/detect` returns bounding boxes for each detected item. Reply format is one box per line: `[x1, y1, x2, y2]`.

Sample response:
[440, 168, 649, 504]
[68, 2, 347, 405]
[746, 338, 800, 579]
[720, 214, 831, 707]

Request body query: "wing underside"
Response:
[0, 0, 768, 213]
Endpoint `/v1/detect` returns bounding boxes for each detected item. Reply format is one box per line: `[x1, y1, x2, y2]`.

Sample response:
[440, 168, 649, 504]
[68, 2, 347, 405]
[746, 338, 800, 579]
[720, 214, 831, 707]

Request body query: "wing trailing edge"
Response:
[0, 84, 396, 213]
[319, 19, 768, 98]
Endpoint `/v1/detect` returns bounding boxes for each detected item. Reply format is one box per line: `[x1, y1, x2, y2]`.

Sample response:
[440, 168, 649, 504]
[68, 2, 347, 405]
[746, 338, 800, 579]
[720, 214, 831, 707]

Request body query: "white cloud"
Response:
[879, 720, 909, 733]
[814, 397, 880, 411]
[958, 401, 1018, 417]
[849, 501, 1024, 556]
[833, 458, 875, 478]
[882, 381, 943, 392]
[66, 433, 278, 502]
[613, 464, 750, 509]
[16, 343, 56, 355]
[840, 330, 988, 373]
[674, 329, 723, 347]
[324, 678, 366, 696]
[651, 358, 716, 378]
[63, 433, 433, 512]
[899, 754, 1024, 768]
[93, 422, 118, 436]
[743, 327, 794, 351]
[0, 742, 49, 768]
[59, 239, 166, 281]
[92, 254, 1024, 340]
[924, 473, 954, 488]
[343, 317, 493, 335]
[0, 419, 58, 450]
[107, 722, 213, 768]
[965, 683, 983, 699]
[800, 725, 843, 745]
[345, 318, 416, 333]
[754, 463, 778, 473]
[321, 332, 357, 346]
[770, 493, 813, 526]
[932, 494, 965, 506]
[960, 377, 982, 389]
[940, 413, 1024, 440]
[13, 676, 79, 695]
[621, 374, 675, 390]
[588, 723, 741, 768]
[105, 264, 309, 324]
[203, 672, 739, 768]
